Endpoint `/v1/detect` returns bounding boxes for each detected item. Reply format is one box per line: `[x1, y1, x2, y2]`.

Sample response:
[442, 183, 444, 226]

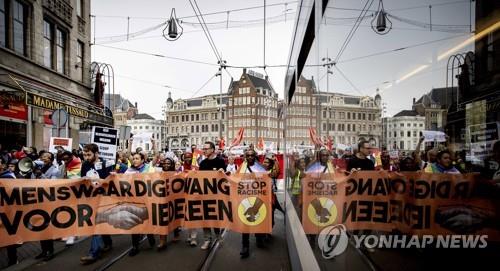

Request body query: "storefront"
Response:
[0, 74, 113, 151]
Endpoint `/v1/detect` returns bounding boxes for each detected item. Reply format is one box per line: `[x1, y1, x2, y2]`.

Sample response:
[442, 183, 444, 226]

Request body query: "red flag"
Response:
[219, 137, 225, 150]
[327, 136, 333, 151]
[257, 137, 264, 150]
[309, 127, 324, 147]
[230, 128, 244, 148]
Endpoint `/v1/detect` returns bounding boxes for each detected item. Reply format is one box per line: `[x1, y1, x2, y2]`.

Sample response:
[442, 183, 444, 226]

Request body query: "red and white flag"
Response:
[230, 128, 244, 148]
[309, 127, 324, 147]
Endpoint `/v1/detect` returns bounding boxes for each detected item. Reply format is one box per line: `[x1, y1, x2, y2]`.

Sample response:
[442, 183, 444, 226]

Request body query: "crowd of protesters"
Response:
[0, 140, 286, 266]
[1, 135, 499, 267]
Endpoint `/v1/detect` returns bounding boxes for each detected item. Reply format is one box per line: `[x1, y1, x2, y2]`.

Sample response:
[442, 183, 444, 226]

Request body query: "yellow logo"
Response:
[238, 197, 267, 226]
[307, 197, 337, 227]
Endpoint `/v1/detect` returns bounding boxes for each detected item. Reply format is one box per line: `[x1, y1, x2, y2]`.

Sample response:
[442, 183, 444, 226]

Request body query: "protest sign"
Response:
[422, 130, 447, 143]
[48, 137, 72, 152]
[91, 126, 118, 165]
[300, 171, 500, 239]
[0, 171, 271, 247]
[468, 122, 500, 163]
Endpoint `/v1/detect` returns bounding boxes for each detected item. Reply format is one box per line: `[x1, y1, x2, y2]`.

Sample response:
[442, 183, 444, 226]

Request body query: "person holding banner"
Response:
[125, 151, 156, 256]
[1, 156, 19, 267]
[199, 141, 227, 250]
[262, 156, 284, 230]
[347, 141, 375, 173]
[157, 157, 181, 251]
[238, 148, 267, 258]
[59, 150, 82, 246]
[31, 152, 60, 261]
[80, 144, 115, 265]
[424, 150, 460, 174]
[306, 149, 335, 174]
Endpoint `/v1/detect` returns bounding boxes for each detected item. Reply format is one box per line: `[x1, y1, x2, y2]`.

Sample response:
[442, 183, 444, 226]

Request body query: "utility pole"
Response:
[322, 54, 334, 140]
[216, 60, 226, 148]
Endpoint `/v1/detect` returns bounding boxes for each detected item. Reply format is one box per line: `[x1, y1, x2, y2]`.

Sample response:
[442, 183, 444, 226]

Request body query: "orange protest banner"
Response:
[0, 171, 272, 247]
[300, 171, 500, 239]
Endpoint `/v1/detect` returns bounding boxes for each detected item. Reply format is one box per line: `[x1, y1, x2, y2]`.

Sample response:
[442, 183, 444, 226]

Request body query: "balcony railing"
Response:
[43, 0, 73, 26]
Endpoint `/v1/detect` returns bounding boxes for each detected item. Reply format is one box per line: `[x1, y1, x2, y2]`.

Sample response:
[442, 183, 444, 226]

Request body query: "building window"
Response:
[12, 0, 25, 55]
[145, 126, 149, 130]
[347, 112, 350, 119]
[76, 40, 84, 81]
[400, 131, 404, 137]
[56, 29, 65, 73]
[407, 131, 411, 137]
[1, 0, 28, 54]
[76, 0, 83, 17]
[323, 123, 326, 131]
[196, 125, 199, 133]
[44, 19, 67, 74]
[196, 114, 199, 121]
[0, 0, 5, 47]
[43, 20, 52, 68]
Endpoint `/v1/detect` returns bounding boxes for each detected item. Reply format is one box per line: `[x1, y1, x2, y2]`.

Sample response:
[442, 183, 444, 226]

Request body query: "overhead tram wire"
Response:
[190, 74, 217, 98]
[333, 65, 364, 96]
[92, 1, 298, 21]
[94, 44, 219, 67]
[334, 0, 374, 63]
[327, 0, 469, 12]
[337, 33, 469, 64]
[189, 0, 223, 63]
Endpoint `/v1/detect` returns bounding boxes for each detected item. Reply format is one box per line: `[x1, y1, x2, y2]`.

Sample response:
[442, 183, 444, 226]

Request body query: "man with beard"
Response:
[80, 144, 115, 265]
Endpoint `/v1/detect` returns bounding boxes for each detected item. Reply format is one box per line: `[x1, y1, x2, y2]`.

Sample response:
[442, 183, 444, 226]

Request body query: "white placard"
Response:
[422, 130, 447, 143]
[49, 137, 73, 152]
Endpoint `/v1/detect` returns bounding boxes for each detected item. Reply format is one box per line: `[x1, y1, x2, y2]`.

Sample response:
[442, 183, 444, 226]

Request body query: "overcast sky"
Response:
[91, 0, 476, 118]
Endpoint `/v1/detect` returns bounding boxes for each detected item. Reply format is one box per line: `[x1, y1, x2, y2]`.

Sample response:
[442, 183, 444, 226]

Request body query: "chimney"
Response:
[265, 75, 268, 80]
[412, 98, 415, 104]
[243, 68, 247, 75]
[135, 102, 138, 108]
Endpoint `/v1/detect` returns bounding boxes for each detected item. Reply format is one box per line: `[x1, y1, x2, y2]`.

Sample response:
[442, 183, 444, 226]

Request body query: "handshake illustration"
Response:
[96, 203, 149, 230]
[435, 205, 496, 234]
[310, 198, 332, 223]
[243, 198, 265, 222]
